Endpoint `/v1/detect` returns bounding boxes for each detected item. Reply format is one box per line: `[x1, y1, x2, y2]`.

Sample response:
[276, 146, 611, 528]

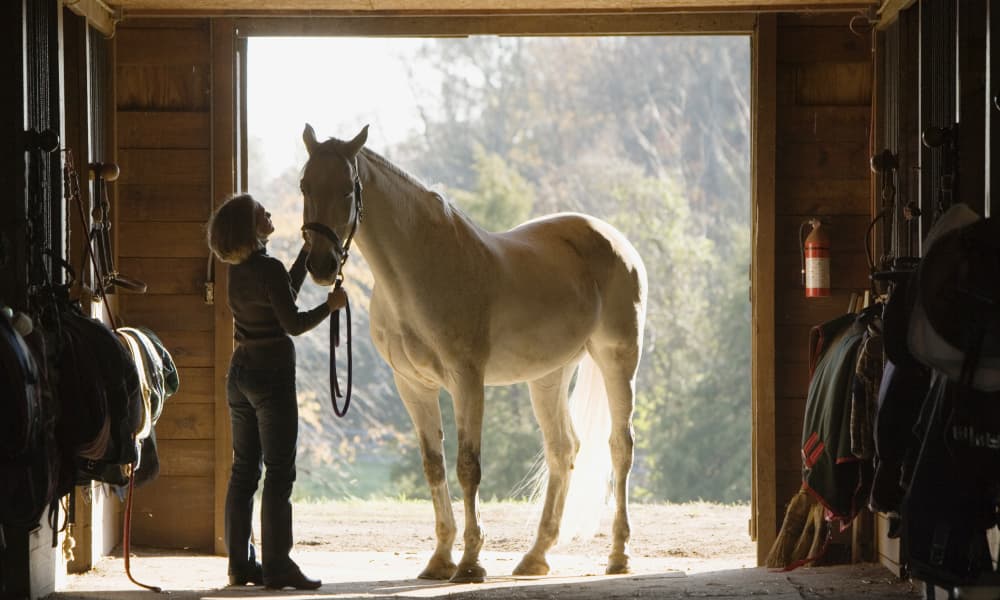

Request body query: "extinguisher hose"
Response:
[798, 220, 810, 288]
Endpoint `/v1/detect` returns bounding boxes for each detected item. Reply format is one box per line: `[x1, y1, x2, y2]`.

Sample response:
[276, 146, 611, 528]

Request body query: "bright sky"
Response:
[247, 37, 436, 180]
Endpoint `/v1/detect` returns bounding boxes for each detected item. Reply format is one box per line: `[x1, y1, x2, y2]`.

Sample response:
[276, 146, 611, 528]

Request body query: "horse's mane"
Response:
[359, 147, 432, 193]
[314, 136, 431, 191]
[360, 145, 479, 228]
[317, 136, 474, 229]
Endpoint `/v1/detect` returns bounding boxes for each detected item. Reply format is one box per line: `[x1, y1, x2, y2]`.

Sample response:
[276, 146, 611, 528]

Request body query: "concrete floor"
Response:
[48, 549, 923, 600]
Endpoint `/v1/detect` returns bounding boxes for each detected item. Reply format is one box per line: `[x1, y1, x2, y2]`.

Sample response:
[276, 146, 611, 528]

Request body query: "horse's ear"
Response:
[303, 123, 319, 155]
[345, 125, 369, 158]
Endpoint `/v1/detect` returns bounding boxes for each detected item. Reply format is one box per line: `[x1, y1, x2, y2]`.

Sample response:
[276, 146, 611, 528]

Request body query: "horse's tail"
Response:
[514, 351, 612, 543]
[560, 352, 614, 541]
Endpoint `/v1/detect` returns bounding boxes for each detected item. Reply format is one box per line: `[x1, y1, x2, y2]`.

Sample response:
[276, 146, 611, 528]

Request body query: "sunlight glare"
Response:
[248, 37, 435, 179]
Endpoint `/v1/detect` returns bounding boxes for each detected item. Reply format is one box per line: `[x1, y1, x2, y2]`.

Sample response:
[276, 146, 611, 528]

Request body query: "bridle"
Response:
[301, 169, 364, 276]
[300, 164, 364, 418]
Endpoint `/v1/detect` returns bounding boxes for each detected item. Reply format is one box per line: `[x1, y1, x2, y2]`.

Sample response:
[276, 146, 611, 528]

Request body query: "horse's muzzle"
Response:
[305, 247, 342, 286]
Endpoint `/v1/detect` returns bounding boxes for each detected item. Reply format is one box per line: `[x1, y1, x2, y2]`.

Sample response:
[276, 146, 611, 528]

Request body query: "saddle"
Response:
[57, 303, 142, 488]
[0, 311, 59, 530]
[114, 326, 177, 486]
[0, 311, 41, 459]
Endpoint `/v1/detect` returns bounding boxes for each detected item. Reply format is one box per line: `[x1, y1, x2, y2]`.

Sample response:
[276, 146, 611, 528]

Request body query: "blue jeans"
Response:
[224, 356, 299, 578]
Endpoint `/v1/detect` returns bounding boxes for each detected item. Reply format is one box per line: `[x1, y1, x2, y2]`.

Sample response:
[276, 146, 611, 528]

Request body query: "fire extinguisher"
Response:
[800, 218, 830, 298]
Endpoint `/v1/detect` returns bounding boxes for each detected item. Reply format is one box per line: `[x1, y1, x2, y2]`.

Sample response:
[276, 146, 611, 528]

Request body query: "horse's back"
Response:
[488, 212, 646, 357]
[498, 212, 646, 297]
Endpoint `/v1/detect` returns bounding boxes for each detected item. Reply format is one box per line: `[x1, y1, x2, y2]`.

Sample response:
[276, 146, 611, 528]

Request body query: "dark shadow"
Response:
[48, 562, 920, 600]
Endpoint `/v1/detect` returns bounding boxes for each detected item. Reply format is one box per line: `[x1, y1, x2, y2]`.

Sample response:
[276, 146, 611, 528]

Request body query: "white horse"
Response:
[299, 124, 647, 583]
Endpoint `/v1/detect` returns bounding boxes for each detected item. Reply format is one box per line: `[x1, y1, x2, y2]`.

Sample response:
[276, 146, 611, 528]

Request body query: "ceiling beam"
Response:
[109, 0, 878, 18]
[235, 12, 758, 36]
[875, 0, 916, 29]
[64, 0, 120, 37]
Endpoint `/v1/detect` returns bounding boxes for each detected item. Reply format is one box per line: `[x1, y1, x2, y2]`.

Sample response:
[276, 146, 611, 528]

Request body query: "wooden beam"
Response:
[958, 0, 988, 217]
[236, 13, 757, 36]
[211, 17, 238, 557]
[991, 0, 999, 218]
[876, 0, 916, 30]
[124, 1, 857, 13]
[751, 12, 777, 565]
[63, 0, 118, 38]
[112, 0, 877, 16]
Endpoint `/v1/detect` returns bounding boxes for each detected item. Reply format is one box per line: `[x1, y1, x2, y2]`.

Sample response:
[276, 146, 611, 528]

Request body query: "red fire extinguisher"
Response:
[800, 218, 830, 298]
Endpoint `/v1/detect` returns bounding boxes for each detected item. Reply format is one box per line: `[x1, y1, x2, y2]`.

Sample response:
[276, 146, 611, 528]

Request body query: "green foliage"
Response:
[447, 147, 535, 232]
[607, 177, 750, 502]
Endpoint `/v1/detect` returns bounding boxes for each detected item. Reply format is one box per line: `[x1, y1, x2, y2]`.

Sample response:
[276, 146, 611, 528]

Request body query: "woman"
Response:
[207, 194, 345, 590]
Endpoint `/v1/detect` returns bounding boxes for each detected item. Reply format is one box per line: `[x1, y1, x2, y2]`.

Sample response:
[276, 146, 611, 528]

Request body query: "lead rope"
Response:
[123, 465, 160, 592]
[328, 173, 363, 418]
[329, 281, 352, 417]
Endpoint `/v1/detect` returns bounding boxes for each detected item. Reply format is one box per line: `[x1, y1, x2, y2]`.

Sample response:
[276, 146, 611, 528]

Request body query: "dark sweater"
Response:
[228, 247, 330, 368]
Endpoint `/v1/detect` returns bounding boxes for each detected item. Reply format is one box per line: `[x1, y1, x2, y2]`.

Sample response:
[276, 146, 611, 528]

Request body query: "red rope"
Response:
[122, 464, 161, 592]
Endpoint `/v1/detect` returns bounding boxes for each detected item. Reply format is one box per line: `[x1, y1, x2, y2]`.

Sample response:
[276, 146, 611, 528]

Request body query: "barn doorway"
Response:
[241, 32, 753, 571]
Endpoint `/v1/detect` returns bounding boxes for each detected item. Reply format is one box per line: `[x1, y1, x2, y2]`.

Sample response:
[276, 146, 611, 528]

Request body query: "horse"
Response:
[299, 124, 647, 583]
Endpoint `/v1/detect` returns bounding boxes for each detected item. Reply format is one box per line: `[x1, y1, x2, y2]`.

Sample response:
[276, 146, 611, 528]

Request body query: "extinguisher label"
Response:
[805, 249, 830, 297]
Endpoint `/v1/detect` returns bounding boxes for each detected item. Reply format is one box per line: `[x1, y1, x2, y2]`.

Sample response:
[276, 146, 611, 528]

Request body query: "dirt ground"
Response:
[51, 500, 923, 599]
[292, 499, 758, 573]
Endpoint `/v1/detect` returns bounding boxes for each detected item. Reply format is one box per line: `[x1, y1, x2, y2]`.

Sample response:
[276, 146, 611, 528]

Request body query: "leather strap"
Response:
[329, 285, 352, 418]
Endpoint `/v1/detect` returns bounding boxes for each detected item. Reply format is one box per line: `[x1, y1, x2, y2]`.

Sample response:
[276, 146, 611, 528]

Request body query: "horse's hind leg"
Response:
[449, 377, 488, 583]
[513, 364, 578, 576]
[591, 344, 639, 575]
[393, 373, 458, 580]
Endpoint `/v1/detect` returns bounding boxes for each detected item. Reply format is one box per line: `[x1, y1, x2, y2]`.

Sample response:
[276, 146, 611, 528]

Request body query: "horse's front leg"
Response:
[449, 378, 487, 583]
[394, 373, 458, 580]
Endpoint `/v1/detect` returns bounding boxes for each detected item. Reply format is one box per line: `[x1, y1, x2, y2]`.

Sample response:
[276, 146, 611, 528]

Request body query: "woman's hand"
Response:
[327, 287, 348, 312]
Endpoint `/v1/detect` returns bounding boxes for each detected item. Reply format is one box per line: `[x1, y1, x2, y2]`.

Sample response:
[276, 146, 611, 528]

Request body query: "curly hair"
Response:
[207, 194, 261, 264]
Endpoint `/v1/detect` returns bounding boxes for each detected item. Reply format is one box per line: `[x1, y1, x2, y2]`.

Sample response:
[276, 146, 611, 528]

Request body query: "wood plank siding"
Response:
[771, 10, 872, 539]
[111, 0, 876, 14]
[114, 19, 216, 552]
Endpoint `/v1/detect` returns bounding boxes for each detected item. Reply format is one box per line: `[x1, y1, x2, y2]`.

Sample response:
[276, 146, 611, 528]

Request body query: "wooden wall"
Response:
[772, 12, 872, 529]
[114, 19, 217, 551]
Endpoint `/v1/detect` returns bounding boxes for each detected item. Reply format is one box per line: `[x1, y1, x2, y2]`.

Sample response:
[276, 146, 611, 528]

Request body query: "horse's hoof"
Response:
[512, 555, 550, 576]
[418, 557, 457, 580]
[605, 559, 631, 575]
[449, 562, 486, 583]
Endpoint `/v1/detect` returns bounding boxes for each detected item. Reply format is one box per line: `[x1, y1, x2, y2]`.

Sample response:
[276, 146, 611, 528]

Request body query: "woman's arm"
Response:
[288, 244, 309, 295]
[266, 258, 329, 335]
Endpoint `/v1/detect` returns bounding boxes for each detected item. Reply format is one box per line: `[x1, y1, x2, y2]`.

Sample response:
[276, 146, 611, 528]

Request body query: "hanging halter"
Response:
[300, 169, 363, 418]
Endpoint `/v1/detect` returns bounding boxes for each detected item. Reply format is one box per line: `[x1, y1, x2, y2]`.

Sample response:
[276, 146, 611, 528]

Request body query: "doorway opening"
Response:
[245, 33, 753, 572]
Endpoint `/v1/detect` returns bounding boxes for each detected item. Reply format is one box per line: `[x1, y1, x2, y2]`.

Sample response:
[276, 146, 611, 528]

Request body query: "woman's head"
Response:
[207, 194, 272, 264]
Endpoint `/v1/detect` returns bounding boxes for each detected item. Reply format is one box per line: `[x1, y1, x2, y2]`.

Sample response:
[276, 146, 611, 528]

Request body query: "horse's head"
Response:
[300, 123, 368, 286]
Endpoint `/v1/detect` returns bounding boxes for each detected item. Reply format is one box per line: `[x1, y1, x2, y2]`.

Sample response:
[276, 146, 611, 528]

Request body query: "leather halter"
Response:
[300, 169, 364, 418]
[301, 173, 364, 280]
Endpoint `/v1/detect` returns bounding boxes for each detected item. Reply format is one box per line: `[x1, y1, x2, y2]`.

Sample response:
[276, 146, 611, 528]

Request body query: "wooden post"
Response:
[751, 12, 778, 565]
[211, 17, 237, 557]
